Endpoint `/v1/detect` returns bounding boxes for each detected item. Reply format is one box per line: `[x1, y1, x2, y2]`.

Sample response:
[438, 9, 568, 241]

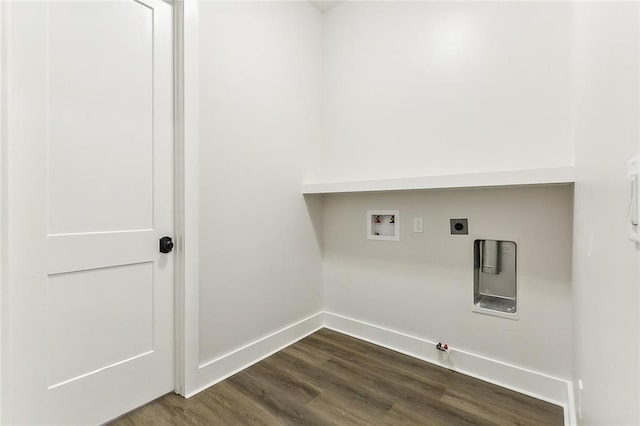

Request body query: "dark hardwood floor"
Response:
[110, 329, 564, 425]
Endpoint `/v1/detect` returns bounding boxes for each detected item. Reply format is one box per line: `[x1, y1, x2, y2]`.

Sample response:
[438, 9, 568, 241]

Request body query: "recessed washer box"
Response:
[367, 210, 400, 241]
[473, 239, 517, 319]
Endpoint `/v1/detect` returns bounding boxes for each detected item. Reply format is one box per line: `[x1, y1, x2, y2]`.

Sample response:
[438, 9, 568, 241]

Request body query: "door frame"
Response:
[0, 0, 196, 421]
[173, 0, 200, 397]
[0, 0, 6, 422]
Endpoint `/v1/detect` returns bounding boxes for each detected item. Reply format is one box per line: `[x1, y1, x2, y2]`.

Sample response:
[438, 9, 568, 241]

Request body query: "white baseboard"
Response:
[323, 311, 575, 426]
[186, 312, 324, 398]
[185, 310, 576, 425]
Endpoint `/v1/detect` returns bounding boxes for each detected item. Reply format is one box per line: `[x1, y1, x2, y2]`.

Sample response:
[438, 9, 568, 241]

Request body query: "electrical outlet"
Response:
[413, 217, 423, 233]
[450, 218, 468, 235]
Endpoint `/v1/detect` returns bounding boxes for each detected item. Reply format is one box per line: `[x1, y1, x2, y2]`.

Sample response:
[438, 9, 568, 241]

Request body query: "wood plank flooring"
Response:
[110, 329, 564, 425]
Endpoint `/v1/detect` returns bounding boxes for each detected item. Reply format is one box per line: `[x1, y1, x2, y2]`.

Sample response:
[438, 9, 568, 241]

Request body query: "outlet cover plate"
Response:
[413, 217, 424, 233]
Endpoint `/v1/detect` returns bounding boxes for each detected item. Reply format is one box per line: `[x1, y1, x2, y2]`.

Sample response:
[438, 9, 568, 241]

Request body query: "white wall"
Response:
[321, 1, 573, 182]
[570, 2, 640, 424]
[323, 186, 574, 380]
[198, 1, 323, 366]
[319, 0, 575, 400]
[190, 0, 577, 404]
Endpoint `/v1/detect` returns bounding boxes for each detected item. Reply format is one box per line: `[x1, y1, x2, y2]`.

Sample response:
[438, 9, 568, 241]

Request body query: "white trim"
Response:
[182, 310, 575, 425]
[566, 380, 577, 426]
[174, 0, 200, 397]
[323, 311, 574, 425]
[302, 167, 575, 194]
[472, 305, 519, 321]
[187, 312, 324, 398]
[0, 1, 6, 422]
[173, 0, 185, 397]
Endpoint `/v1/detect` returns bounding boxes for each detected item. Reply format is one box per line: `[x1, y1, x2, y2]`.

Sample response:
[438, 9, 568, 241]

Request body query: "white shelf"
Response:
[302, 167, 575, 194]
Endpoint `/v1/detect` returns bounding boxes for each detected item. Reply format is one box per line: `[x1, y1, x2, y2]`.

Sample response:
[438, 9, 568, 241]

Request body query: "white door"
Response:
[3, 0, 174, 424]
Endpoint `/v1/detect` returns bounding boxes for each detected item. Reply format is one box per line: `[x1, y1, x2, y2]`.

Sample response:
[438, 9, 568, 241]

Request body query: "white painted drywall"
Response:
[323, 186, 573, 380]
[570, 2, 640, 424]
[321, 1, 573, 182]
[308, 1, 343, 14]
[198, 1, 323, 365]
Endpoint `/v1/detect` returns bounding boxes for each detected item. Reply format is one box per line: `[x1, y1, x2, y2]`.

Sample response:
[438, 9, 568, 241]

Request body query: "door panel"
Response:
[4, 1, 174, 424]
[48, 230, 157, 274]
[47, 262, 154, 388]
[48, 1, 154, 235]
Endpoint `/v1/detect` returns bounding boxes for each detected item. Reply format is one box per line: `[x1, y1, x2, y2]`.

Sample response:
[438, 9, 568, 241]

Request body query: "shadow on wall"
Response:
[304, 194, 324, 253]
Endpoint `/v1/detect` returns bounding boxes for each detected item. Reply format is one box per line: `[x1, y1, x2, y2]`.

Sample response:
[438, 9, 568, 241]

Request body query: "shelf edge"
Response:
[301, 167, 575, 194]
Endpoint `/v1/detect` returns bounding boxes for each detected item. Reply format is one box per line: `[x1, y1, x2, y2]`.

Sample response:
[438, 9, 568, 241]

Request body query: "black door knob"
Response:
[159, 236, 174, 253]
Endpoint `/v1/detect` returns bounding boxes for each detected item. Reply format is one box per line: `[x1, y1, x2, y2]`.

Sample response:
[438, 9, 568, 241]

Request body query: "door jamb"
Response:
[173, 0, 199, 397]
[173, 0, 186, 396]
[0, 1, 7, 422]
